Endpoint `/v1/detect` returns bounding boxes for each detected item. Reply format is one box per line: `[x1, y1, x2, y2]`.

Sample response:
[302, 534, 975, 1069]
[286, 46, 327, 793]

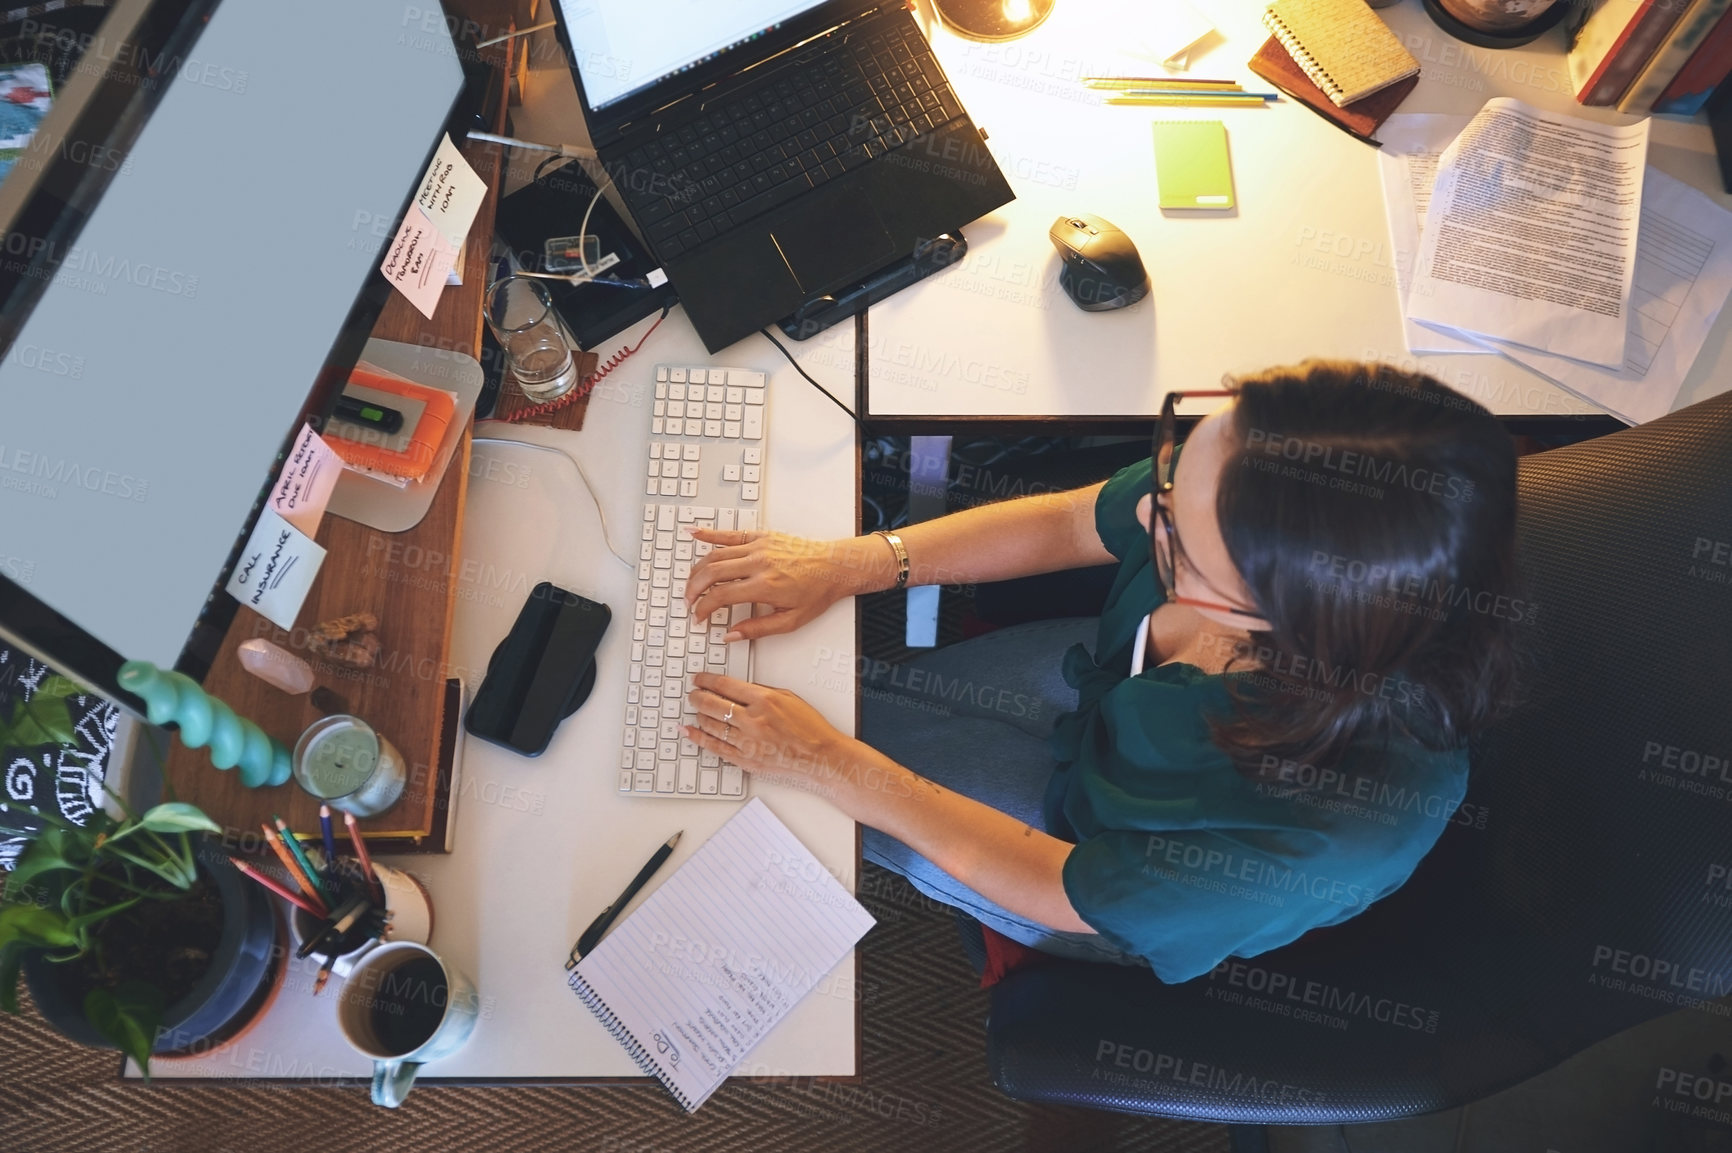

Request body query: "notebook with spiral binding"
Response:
[1261, 0, 1420, 107]
[565, 798, 874, 1112]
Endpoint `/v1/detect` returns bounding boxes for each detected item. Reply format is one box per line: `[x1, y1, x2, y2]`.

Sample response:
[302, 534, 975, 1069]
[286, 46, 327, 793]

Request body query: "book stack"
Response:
[1249, 0, 1420, 145]
[1568, 0, 1732, 113]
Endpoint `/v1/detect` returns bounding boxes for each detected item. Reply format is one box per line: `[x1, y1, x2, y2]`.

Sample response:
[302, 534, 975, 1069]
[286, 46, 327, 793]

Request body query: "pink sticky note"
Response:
[379, 204, 461, 319]
[269, 423, 342, 537]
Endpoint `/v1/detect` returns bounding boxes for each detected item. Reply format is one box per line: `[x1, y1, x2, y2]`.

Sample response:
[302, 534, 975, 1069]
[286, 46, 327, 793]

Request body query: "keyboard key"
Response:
[743, 446, 762, 464]
[740, 483, 759, 502]
[743, 408, 764, 439]
[683, 444, 701, 460]
[723, 464, 740, 482]
[724, 421, 741, 438]
[700, 769, 719, 796]
[722, 766, 744, 796]
[738, 508, 760, 532]
[658, 504, 676, 530]
[746, 388, 765, 405]
[656, 759, 677, 793]
[635, 771, 655, 792]
[678, 759, 699, 794]
[718, 508, 736, 530]
[743, 465, 761, 482]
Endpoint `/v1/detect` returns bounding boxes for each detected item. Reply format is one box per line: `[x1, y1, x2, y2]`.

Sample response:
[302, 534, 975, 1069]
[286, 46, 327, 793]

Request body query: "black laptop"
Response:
[551, 1, 1015, 352]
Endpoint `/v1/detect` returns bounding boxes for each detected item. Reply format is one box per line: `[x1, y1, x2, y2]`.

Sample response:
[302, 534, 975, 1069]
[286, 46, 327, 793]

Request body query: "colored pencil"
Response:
[273, 815, 329, 902]
[296, 894, 371, 959]
[312, 953, 337, 996]
[231, 857, 325, 919]
[262, 825, 328, 915]
[1119, 88, 1278, 100]
[1084, 76, 1242, 89]
[343, 811, 384, 902]
[1106, 94, 1272, 107]
[318, 806, 338, 878]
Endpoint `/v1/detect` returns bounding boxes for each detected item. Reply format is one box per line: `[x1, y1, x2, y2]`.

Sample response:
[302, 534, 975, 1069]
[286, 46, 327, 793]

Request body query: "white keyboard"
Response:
[619, 364, 769, 799]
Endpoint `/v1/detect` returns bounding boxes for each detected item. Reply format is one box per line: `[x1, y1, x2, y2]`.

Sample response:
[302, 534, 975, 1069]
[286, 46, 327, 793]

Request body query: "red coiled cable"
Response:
[488, 307, 669, 424]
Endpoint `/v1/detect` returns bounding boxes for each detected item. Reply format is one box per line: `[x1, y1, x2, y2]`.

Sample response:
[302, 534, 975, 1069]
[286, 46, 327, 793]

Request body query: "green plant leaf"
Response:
[135, 802, 220, 836]
[64, 897, 140, 935]
[3, 693, 76, 749]
[0, 942, 23, 1015]
[84, 981, 164, 1080]
[0, 903, 77, 951]
[3, 831, 78, 903]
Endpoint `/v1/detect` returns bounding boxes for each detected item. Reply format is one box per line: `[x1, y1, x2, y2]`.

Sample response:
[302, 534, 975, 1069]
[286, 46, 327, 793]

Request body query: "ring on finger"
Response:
[723, 702, 736, 724]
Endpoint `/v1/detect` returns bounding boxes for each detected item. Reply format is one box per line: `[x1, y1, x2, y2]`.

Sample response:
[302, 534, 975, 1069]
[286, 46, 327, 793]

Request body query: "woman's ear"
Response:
[1136, 492, 1153, 533]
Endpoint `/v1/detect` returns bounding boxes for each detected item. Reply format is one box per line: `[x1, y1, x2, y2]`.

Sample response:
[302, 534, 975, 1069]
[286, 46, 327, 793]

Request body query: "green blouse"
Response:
[1044, 458, 1470, 983]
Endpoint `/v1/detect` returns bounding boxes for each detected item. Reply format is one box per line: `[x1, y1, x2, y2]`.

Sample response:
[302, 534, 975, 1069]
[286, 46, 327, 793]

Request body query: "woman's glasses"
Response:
[1152, 390, 1265, 621]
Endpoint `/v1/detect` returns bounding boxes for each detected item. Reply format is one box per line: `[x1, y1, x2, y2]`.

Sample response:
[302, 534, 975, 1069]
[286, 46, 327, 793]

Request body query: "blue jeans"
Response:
[859, 617, 1146, 967]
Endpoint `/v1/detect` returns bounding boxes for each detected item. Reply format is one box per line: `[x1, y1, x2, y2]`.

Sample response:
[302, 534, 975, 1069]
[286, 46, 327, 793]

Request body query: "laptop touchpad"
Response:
[769, 185, 898, 294]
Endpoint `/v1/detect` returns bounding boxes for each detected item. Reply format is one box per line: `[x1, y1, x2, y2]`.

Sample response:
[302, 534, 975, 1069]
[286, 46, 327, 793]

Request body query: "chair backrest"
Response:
[987, 392, 1732, 1122]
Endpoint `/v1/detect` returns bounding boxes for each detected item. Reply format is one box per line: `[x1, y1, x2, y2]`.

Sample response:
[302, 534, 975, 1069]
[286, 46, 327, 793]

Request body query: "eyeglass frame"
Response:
[1151, 389, 1266, 621]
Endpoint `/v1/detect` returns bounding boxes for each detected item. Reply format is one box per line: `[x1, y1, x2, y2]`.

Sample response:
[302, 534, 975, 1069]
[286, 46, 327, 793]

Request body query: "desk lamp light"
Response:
[930, 0, 1055, 41]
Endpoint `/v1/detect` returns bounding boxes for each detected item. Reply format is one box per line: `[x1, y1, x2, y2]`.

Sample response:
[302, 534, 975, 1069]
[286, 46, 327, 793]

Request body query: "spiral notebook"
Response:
[1261, 0, 1420, 107]
[566, 798, 875, 1112]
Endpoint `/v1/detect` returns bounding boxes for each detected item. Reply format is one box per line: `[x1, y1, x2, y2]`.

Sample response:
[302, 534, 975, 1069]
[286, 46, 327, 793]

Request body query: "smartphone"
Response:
[465, 583, 611, 756]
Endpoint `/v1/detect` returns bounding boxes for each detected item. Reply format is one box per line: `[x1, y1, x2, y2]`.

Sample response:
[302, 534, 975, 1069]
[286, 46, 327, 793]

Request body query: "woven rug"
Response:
[0, 863, 1229, 1153]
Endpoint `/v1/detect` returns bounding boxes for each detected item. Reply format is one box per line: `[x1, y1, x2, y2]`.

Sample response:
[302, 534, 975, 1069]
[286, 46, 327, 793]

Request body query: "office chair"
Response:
[971, 390, 1732, 1121]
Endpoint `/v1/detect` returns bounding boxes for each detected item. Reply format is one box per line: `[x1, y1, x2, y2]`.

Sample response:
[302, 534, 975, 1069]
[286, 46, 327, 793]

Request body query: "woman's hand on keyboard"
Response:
[685, 530, 894, 640]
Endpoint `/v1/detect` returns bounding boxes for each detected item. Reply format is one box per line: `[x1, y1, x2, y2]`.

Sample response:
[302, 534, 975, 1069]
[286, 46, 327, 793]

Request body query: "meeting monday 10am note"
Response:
[1406, 98, 1649, 370]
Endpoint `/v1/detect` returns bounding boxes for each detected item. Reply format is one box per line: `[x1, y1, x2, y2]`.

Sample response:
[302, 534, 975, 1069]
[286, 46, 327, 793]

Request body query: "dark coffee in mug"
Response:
[369, 954, 448, 1056]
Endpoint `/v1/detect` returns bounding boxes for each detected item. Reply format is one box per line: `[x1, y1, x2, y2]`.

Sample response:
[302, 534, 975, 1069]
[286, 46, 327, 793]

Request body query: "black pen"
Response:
[568, 831, 683, 967]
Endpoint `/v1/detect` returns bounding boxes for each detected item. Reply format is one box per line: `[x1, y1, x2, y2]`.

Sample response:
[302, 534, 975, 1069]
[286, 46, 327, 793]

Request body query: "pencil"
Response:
[232, 857, 326, 918]
[343, 811, 384, 902]
[1085, 76, 1242, 89]
[1119, 88, 1278, 100]
[273, 816, 329, 904]
[312, 953, 337, 996]
[1106, 95, 1272, 107]
[262, 825, 328, 915]
[318, 805, 338, 876]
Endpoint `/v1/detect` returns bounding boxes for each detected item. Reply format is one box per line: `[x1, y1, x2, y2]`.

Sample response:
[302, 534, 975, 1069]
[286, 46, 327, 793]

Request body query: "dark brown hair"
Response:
[1208, 360, 1521, 775]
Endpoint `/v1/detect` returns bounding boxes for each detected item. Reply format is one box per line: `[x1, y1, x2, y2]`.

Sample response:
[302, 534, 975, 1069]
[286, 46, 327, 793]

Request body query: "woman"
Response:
[679, 361, 1520, 983]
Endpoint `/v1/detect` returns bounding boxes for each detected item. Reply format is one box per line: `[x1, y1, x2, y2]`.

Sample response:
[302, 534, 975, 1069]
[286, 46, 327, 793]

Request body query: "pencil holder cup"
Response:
[288, 858, 433, 979]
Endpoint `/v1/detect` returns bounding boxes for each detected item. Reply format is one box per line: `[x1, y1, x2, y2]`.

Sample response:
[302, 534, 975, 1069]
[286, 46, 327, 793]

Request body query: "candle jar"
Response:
[292, 715, 407, 818]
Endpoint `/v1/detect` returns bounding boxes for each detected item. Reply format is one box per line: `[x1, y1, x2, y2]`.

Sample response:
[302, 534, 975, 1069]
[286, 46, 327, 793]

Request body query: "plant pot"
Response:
[22, 837, 282, 1056]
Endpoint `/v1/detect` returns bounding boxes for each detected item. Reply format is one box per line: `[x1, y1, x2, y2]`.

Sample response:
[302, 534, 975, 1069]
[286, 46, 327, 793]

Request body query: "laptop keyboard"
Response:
[621, 17, 966, 262]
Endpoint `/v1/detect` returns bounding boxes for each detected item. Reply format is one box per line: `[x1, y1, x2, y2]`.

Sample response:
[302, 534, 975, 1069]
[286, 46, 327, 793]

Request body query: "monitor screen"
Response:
[0, 0, 466, 693]
[557, 0, 828, 111]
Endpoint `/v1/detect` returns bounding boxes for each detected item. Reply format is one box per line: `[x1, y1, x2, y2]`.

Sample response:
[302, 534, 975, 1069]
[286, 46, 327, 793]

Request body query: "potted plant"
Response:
[0, 674, 280, 1076]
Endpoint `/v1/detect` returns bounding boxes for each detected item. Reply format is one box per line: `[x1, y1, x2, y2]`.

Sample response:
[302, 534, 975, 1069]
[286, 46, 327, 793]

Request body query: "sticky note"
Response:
[1152, 120, 1235, 210]
[225, 507, 326, 630]
[380, 134, 486, 319]
[269, 423, 341, 537]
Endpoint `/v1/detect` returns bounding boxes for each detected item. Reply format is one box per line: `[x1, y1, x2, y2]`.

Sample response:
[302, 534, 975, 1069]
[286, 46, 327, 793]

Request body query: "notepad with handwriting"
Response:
[566, 798, 875, 1112]
[1262, 0, 1420, 107]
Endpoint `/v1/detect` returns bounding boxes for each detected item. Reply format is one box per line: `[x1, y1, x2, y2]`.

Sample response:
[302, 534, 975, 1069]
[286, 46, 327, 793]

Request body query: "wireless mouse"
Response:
[1049, 214, 1150, 312]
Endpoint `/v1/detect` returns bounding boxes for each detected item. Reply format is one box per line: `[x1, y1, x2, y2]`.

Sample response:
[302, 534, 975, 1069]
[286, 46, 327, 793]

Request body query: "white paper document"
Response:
[1407, 99, 1649, 369]
[1478, 168, 1732, 424]
[1376, 114, 1487, 355]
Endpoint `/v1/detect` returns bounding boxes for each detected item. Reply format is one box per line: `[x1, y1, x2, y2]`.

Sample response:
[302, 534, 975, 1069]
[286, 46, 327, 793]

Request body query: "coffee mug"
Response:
[290, 860, 434, 978]
[338, 942, 478, 1107]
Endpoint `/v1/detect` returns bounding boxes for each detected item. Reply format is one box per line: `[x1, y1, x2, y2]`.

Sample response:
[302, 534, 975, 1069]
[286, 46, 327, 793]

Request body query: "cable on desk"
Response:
[471, 437, 637, 571]
[759, 326, 857, 422]
[488, 304, 671, 425]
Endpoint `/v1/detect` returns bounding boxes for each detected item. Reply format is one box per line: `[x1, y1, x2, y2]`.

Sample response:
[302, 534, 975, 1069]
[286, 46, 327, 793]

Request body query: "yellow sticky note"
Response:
[1152, 120, 1235, 210]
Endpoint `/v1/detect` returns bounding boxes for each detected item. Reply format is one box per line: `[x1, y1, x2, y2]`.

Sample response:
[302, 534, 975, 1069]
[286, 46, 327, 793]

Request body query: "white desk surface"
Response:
[867, 0, 1732, 419]
[143, 313, 865, 1082]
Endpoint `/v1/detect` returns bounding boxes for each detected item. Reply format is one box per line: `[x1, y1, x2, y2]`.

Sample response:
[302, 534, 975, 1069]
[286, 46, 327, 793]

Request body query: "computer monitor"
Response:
[0, 0, 469, 700]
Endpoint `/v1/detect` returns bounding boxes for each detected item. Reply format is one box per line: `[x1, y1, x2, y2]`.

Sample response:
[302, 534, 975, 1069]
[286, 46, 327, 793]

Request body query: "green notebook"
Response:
[1152, 120, 1235, 210]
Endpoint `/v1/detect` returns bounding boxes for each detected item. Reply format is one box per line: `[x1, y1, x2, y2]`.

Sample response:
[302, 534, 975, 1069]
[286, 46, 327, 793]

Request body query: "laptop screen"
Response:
[558, 0, 831, 112]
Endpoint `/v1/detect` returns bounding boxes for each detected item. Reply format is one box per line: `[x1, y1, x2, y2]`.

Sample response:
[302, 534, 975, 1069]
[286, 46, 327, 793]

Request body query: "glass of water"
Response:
[485, 275, 580, 402]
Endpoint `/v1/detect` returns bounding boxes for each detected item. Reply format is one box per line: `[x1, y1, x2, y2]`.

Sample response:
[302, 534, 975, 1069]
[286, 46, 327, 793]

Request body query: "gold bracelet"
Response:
[874, 530, 909, 591]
